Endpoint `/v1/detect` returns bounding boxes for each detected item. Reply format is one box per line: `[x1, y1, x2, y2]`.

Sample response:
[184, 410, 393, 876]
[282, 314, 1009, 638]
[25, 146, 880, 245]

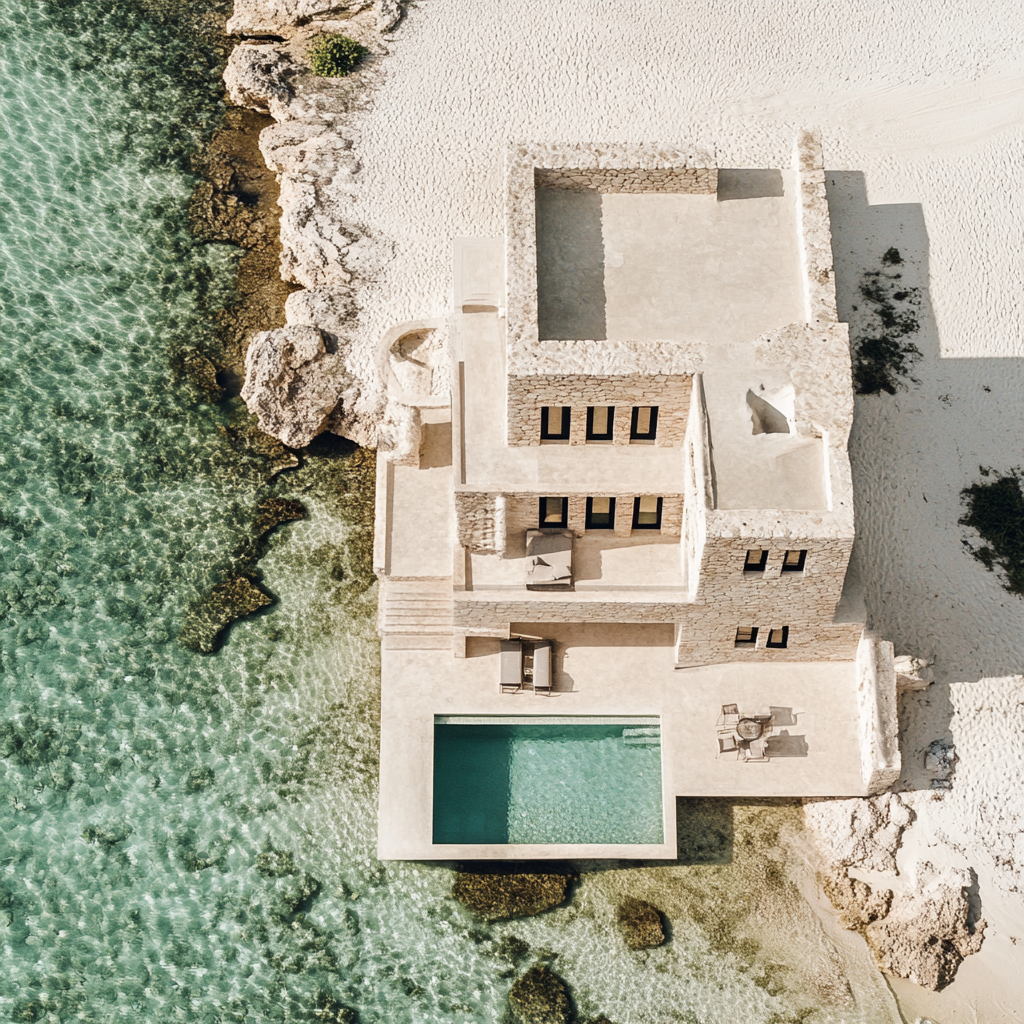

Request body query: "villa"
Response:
[374, 131, 900, 860]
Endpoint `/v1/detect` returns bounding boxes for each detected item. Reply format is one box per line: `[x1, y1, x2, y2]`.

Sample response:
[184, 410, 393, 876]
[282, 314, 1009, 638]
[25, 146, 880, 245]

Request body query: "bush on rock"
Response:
[308, 34, 368, 77]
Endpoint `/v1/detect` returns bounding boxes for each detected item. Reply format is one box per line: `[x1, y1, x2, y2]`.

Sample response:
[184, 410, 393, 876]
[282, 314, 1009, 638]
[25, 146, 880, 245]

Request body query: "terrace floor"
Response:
[377, 622, 865, 860]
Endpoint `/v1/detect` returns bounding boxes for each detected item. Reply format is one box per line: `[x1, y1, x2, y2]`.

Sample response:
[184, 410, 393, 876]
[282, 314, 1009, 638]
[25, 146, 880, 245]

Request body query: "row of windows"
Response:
[540, 405, 659, 442]
[743, 548, 806, 573]
[539, 495, 663, 531]
[735, 625, 789, 649]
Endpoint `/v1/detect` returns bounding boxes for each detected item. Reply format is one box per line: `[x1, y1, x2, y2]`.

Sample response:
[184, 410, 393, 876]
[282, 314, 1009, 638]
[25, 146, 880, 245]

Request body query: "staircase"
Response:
[379, 578, 454, 650]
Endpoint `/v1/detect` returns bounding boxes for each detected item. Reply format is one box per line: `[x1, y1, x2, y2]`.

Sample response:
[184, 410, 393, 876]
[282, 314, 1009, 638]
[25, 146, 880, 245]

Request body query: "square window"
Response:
[538, 496, 568, 529]
[585, 496, 615, 529]
[632, 495, 663, 530]
[734, 626, 758, 647]
[540, 406, 570, 440]
[744, 548, 768, 572]
[630, 405, 659, 441]
[781, 549, 807, 572]
[765, 626, 789, 649]
[586, 405, 614, 441]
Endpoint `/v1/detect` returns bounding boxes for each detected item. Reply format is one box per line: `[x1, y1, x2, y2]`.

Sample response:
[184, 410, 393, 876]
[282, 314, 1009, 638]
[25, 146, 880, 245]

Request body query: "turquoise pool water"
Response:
[433, 718, 663, 845]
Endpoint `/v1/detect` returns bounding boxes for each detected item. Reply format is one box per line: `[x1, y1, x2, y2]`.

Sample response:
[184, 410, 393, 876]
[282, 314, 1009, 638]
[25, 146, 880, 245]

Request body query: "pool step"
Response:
[379, 578, 453, 640]
[622, 736, 662, 746]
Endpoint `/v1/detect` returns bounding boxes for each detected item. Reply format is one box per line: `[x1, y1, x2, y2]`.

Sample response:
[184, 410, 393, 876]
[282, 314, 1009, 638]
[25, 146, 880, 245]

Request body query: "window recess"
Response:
[765, 626, 790, 649]
[540, 406, 570, 441]
[585, 406, 614, 441]
[585, 496, 615, 529]
[632, 495, 663, 530]
[538, 496, 568, 529]
[734, 626, 758, 647]
[630, 405, 659, 441]
[744, 548, 768, 572]
[781, 549, 807, 572]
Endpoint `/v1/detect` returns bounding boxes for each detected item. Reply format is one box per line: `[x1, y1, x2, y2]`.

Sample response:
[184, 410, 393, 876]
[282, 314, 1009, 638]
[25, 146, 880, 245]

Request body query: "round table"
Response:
[735, 718, 764, 741]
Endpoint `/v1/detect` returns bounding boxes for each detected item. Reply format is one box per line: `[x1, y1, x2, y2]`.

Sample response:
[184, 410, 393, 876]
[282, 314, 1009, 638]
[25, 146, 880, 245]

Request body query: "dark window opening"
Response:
[630, 405, 659, 441]
[540, 406, 570, 440]
[781, 549, 807, 572]
[586, 405, 614, 441]
[744, 548, 768, 572]
[585, 496, 615, 529]
[539, 496, 568, 529]
[632, 495, 663, 530]
[734, 626, 758, 647]
[765, 626, 789, 649]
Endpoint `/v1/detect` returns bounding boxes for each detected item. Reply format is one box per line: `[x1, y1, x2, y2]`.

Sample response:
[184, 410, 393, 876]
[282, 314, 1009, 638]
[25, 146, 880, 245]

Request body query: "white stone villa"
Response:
[374, 132, 900, 861]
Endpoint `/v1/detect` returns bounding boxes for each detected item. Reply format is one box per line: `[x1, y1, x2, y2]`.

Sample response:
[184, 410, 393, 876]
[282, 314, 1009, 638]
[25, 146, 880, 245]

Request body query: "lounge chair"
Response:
[499, 639, 523, 693]
[744, 739, 769, 762]
[532, 641, 552, 695]
[718, 735, 738, 755]
[525, 530, 573, 589]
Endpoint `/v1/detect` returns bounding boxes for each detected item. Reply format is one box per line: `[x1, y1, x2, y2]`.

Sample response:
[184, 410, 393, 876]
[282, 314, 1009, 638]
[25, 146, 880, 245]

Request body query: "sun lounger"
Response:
[718, 735, 738, 755]
[532, 640, 553, 695]
[525, 530, 573, 588]
[499, 639, 523, 692]
[744, 738, 769, 761]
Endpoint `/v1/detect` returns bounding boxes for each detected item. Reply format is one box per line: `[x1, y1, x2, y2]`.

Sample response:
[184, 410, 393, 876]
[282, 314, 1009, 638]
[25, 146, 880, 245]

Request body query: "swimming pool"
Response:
[432, 715, 664, 845]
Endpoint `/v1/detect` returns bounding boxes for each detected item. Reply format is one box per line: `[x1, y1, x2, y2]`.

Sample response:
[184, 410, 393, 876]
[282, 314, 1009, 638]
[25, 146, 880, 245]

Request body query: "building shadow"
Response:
[717, 168, 784, 201]
[827, 170, 1024, 686]
[535, 187, 607, 341]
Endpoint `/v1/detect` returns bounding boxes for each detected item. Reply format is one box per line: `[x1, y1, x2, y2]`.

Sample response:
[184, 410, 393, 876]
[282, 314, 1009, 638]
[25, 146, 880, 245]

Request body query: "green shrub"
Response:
[307, 34, 369, 77]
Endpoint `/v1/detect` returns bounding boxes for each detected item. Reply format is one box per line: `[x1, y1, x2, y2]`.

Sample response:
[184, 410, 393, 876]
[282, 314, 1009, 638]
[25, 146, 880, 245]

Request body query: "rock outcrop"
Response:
[224, 43, 298, 119]
[508, 965, 573, 1024]
[820, 867, 893, 930]
[452, 871, 571, 921]
[803, 793, 912, 874]
[241, 325, 348, 448]
[865, 862, 984, 991]
[226, 0, 372, 36]
[894, 654, 934, 692]
[616, 898, 665, 950]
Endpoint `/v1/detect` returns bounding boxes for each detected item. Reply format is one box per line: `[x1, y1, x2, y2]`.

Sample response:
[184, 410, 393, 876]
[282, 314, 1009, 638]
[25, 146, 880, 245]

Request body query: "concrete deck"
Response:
[377, 622, 865, 860]
[535, 182, 805, 344]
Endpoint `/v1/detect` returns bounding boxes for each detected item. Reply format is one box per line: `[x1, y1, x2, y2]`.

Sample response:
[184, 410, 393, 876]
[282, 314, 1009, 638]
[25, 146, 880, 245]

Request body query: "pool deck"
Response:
[377, 625, 864, 860]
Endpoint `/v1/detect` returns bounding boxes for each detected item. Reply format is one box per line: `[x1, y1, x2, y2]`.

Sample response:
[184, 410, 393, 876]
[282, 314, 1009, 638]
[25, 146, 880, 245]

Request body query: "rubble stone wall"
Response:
[507, 373, 691, 446]
[535, 167, 717, 194]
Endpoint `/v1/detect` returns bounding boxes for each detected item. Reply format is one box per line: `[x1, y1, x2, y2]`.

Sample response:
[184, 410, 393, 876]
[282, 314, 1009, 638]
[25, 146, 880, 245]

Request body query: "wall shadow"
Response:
[535, 188, 607, 340]
[827, 171, 1024, 687]
[717, 168, 784, 201]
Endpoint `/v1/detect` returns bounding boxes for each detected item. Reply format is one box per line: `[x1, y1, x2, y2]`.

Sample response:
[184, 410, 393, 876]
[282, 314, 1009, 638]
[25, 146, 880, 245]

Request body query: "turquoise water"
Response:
[433, 721, 663, 845]
[0, 2, 904, 1021]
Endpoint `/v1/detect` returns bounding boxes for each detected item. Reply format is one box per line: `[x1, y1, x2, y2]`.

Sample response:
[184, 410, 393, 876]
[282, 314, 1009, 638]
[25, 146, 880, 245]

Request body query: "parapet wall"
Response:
[535, 167, 717, 194]
[506, 374, 691, 446]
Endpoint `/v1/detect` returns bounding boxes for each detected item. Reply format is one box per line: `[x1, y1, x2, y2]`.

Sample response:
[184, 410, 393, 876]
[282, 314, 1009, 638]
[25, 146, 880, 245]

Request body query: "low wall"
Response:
[855, 634, 901, 793]
[535, 167, 717, 194]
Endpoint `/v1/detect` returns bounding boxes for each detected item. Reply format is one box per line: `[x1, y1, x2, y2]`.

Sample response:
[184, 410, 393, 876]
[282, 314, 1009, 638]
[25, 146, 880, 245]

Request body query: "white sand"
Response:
[302, 1, 1024, 1016]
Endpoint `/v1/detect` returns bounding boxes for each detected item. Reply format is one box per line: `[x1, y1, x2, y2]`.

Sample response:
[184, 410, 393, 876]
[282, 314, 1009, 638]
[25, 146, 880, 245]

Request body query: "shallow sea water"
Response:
[1, 2, 901, 1021]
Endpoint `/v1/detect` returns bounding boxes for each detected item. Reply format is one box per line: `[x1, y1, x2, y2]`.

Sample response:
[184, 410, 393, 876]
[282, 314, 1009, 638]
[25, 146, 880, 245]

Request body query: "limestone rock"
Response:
[375, 0, 401, 32]
[508, 965, 572, 1024]
[821, 867, 892, 930]
[616, 897, 665, 950]
[895, 655, 934, 692]
[224, 44, 298, 119]
[452, 871, 571, 921]
[179, 574, 273, 654]
[803, 793, 913, 874]
[226, 0, 371, 35]
[241, 325, 347, 448]
[865, 862, 985, 991]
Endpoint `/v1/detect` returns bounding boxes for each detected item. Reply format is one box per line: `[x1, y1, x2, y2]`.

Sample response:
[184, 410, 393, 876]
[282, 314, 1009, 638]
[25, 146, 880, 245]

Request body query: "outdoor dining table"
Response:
[735, 717, 766, 741]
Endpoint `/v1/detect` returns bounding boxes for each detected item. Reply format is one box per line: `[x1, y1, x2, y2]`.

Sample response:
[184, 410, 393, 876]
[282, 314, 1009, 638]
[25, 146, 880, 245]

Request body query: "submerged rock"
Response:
[865, 862, 984, 991]
[508, 965, 572, 1024]
[821, 867, 892, 930]
[241, 324, 348, 448]
[253, 497, 306, 536]
[179, 573, 273, 654]
[452, 871, 571, 921]
[616, 897, 665, 950]
[175, 347, 223, 400]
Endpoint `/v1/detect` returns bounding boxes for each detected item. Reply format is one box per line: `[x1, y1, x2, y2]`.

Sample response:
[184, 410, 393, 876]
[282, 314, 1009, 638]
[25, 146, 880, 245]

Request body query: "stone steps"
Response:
[380, 578, 453, 639]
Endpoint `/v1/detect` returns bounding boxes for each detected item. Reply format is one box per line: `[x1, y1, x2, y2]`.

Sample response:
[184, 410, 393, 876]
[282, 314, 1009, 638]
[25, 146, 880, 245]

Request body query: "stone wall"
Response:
[503, 493, 684, 539]
[454, 491, 504, 555]
[856, 634, 901, 793]
[793, 129, 839, 324]
[675, 619, 863, 665]
[535, 167, 717, 194]
[507, 373, 691, 446]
